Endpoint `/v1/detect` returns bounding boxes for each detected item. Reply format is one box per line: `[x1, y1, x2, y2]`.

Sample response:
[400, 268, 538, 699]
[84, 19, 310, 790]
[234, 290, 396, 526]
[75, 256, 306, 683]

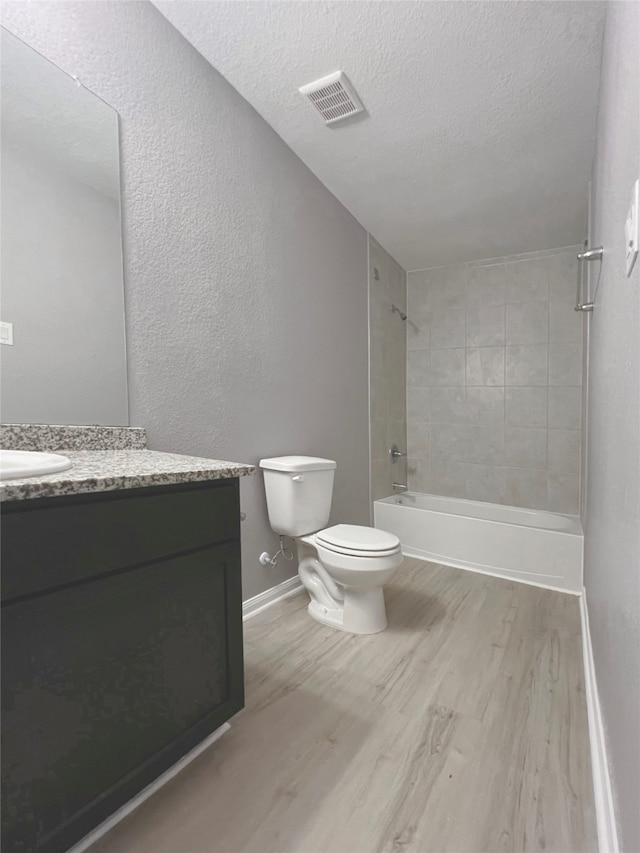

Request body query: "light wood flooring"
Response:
[90, 558, 597, 853]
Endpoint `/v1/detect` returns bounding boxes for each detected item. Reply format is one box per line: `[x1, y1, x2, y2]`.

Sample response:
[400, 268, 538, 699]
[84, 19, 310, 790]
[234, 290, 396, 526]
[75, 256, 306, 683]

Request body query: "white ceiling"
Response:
[154, 0, 606, 270]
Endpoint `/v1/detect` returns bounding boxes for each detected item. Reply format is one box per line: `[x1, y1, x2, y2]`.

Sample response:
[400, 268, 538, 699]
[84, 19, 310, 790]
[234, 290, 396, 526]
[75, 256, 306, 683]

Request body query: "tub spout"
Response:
[392, 482, 408, 493]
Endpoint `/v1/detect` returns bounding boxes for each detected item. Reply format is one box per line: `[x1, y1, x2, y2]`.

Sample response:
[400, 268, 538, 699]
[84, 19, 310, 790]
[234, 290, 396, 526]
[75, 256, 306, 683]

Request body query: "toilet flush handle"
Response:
[292, 474, 305, 482]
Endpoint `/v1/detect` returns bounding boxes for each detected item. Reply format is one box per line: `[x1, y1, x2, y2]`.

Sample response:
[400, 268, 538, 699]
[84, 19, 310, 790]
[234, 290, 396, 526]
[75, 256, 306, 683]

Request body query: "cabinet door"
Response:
[1, 542, 243, 853]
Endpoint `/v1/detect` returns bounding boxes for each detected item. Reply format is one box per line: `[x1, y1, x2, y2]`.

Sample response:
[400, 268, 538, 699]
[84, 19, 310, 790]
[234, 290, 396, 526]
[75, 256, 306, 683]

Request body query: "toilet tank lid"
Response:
[259, 455, 337, 472]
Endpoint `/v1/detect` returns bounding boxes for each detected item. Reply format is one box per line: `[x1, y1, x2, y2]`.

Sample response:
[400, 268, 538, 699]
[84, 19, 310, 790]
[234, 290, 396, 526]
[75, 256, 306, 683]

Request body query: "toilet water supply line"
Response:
[259, 535, 294, 567]
[258, 541, 344, 613]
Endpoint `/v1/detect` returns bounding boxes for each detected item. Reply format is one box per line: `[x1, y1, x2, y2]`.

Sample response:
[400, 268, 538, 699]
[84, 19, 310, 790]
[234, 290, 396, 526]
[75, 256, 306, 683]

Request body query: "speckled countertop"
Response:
[0, 424, 254, 502]
[0, 449, 255, 502]
[0, 423, 147, 452]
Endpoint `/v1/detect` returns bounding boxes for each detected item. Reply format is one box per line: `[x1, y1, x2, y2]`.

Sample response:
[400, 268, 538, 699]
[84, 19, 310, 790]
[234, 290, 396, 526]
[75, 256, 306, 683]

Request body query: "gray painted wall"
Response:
[584, 3, 640, 850]
[1, 0, 370, 600]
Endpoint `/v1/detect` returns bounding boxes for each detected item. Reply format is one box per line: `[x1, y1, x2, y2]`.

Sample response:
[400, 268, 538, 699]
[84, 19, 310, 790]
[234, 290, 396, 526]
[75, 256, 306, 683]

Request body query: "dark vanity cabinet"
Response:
[1, 479, 244, 853]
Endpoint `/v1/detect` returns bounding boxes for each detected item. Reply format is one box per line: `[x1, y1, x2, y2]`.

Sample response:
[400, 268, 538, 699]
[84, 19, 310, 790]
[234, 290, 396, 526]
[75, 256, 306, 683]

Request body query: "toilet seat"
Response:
[315, 524, 401, 557]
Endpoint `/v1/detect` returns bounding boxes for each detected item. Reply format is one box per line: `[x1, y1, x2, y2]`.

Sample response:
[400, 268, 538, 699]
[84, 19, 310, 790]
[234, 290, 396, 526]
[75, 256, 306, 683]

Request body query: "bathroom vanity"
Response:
[0, 30, 256, 852]
[0, 425, 254, 853]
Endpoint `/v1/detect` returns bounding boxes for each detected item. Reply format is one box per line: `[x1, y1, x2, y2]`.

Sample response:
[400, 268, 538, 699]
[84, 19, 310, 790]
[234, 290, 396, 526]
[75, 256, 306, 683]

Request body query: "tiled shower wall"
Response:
[369, 236, 407, 503]
[406, 248, 583, 513]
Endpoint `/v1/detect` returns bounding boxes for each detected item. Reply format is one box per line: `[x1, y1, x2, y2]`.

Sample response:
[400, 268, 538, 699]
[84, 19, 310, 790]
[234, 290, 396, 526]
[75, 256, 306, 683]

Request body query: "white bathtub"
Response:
[374, 492, 583, 593]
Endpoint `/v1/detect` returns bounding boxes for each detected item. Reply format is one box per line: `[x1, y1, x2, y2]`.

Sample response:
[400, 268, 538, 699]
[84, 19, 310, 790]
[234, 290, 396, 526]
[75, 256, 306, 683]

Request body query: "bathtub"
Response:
[374, 492, 583, 593]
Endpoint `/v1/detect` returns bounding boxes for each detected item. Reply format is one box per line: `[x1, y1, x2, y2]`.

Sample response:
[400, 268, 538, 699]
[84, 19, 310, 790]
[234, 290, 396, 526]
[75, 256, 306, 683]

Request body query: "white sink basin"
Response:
[0, 449, 73, 481]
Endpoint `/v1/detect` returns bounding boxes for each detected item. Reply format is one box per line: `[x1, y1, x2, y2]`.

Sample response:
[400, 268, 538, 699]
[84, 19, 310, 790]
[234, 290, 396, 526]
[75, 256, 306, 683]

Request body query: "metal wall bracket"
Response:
[577, 247, 603, 262]
[576, 245, 603, 311]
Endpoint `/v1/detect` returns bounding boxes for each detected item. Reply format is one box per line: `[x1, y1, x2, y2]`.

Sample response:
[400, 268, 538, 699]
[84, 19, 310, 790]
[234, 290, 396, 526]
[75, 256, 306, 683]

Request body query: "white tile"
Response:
[371, 459, 391, 501]
[466, 347, 505, 386]
[408, 350, 431, 386]
[549, 300, 583, 343]
[430, 458, 468, 497]
[432, 423, 468, 462]
[407, 386, 431, 423]
[426, 265, 468, 309]
[407, 274, 431, 314]
[406, 311, 431, 350]
[407, 269, 429, 288]
[549, 342, 582, 386]
[548, 472, 580, 514]
[505, 257, 550, 302]
[370, 418, 388, 462]
[370, 378, 388, 420]
[369, 331, 385, 379]
[466, 304, 505, 347]
[465, 464, 506, 503]
[431, 348, 466, 385]
[407, 457, 431, 493]
[430, 386, 466, 424]
[431, 308, 466, 348]
[504, 468, 548, 510]
[388, 259, 406, 308]
[388, 377, 406, 422]
[464, 425, 505, 465]
[505, 387, 548, 427]
[548, 387, 581, 429]
[467, 263, 507, 307]
[506, 345, 548, 386]
[504, 427, 547, 469]
[548, 429, 580, 474]
[389, 340, 407, 376]
[369, 295, 386, 336]
[407, 421, 430, 459]
[388, 418, 406, 447]
[547, 251, 578, 302]
[466, 387, 505, 426]
[506, 302, 548, 345]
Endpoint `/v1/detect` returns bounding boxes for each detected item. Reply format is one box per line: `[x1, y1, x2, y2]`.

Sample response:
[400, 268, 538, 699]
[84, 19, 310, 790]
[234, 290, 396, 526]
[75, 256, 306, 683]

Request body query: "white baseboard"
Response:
[580, 590, 619, 853]
[243, 575, 303, 621]
[67, 723, 231, 853]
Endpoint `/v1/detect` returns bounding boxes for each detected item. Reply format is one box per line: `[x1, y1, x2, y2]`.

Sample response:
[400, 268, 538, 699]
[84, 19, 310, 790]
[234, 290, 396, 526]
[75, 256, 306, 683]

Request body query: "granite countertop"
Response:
[0, 449, 255, 502]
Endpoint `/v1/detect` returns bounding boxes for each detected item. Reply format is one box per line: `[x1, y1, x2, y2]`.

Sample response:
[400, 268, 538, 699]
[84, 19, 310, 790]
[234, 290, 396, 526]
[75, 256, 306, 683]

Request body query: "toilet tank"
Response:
[259, 456, 336, 537]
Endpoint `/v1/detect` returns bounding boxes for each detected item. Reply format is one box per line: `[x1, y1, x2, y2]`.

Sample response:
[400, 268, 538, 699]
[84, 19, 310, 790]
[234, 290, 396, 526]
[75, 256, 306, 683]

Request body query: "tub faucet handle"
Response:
[389, 444, 406, 463]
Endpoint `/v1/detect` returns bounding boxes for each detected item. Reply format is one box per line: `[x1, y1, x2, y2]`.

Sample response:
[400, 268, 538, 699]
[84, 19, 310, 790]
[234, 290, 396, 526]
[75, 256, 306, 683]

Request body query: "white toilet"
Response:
[259, 456, 403, 634]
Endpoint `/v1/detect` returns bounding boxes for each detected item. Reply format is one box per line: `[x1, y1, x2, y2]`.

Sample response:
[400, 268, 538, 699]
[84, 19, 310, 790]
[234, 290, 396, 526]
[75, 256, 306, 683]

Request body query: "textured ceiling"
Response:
[153, 1, 606, 270]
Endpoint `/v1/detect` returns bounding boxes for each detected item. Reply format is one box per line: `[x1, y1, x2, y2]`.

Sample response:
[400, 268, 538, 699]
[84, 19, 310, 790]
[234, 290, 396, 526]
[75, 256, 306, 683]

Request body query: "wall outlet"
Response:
[625, 179, 639, 277]
[0, 321, 13, 345]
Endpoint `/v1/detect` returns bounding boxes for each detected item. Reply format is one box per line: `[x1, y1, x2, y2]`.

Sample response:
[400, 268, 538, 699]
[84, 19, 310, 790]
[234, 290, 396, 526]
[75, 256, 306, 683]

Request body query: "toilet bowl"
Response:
[297, 524, 403, 634]
[259, 456, 403, 635]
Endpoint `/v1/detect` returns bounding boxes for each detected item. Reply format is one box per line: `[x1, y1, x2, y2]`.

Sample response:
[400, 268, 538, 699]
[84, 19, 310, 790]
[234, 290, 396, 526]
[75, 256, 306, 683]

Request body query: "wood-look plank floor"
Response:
[90, 559, 597, 853]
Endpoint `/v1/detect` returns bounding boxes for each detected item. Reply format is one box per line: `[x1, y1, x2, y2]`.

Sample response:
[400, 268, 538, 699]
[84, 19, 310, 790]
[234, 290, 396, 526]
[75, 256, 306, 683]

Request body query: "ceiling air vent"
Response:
[299, 71, 365, 126]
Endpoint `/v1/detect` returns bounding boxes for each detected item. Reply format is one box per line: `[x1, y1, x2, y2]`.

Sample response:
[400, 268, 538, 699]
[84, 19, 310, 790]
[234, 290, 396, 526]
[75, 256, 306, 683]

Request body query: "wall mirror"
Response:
[0, 27, 128, 426]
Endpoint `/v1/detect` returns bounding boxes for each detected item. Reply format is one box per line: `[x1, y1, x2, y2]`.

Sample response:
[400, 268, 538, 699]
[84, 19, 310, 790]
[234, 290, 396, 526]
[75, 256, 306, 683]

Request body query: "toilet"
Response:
[259, 456, 403, 634]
